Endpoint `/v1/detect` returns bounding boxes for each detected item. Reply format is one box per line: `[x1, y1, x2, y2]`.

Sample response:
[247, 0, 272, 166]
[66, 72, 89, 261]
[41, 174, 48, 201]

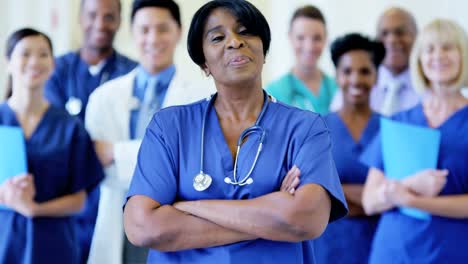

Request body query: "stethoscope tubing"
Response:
[199, 90, 269, 186]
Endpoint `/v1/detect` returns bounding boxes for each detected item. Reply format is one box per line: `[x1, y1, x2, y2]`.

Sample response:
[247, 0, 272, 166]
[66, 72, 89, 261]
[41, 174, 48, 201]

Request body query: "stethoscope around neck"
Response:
[193, 91, 270, 192]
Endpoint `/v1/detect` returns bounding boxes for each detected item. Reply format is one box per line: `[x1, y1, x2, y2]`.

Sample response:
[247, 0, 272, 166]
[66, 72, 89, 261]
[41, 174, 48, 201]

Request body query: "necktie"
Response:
[135, 77, 159, 139]
[380, 80, 402, 116]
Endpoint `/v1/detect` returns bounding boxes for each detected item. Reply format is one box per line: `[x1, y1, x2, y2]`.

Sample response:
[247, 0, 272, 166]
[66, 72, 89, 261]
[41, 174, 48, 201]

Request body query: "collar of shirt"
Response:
[78, 49, 117, 76]
[376, 66, 412, 93]
[133, 65, 176, 102]
[88, 59, 107, 76]
[370, 65, 421, 114]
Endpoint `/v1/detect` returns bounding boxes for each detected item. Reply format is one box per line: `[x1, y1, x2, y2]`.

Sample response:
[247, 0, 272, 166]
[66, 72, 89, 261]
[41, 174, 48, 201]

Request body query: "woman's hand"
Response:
[280, 165, 301, 195]
[94, 140, 114, 166]
[402, 169, 448, 197]
[1, 174, 37, 217]
[381, 179, 415, 207]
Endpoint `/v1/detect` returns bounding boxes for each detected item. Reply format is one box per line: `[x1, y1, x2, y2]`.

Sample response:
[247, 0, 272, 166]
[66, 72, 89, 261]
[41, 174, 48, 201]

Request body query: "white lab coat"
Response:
[85, 68, 215, 264]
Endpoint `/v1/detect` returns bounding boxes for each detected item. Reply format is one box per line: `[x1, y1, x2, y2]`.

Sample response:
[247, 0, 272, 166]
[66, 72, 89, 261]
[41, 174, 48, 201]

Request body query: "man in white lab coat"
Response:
[84, 1, 214, 263]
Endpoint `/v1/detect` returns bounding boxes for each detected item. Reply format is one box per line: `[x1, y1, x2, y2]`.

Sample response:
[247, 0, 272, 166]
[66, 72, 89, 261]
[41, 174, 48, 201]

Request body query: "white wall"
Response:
[1, 0, 468, 100]
[0, 0, 80, 100]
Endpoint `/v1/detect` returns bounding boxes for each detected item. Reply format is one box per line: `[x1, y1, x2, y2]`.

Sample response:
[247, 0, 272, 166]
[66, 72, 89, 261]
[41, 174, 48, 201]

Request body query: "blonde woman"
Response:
[362, 19, 468, 263]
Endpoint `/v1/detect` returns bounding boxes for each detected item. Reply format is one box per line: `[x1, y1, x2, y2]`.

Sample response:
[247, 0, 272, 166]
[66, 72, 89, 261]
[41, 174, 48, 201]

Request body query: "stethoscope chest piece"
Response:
[194, 91, 270, 191]
[193, 172, 212, 192]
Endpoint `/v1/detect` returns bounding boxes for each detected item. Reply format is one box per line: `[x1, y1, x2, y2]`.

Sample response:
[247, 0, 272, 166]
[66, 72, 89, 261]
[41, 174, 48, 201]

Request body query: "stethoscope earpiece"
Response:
[224, 177, 254, 185]
[224, 177, 232, 184]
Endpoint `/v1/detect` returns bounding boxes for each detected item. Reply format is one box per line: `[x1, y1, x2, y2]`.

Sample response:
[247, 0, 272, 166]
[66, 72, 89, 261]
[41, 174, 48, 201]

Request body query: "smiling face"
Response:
[132, 7, 181, 74]
[336, 50, 377, 108]
[420, 39, 461, 88]
[201, 8, 265, 87]
[289, 17, 326, 70]
[80, 0, 121, 52]
[377, 10, 416, 74]
[7, 35, 54, 90]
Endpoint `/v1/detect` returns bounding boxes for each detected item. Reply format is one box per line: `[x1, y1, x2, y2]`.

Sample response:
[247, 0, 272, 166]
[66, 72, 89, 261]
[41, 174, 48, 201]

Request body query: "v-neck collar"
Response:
[209, 106, 234, 172]
[418, 103, 468, 129]
[289, 72, 325, 99]
[205, 95, 275, 174]
[3, 103, 51, 142]
[333, 112, 379, 146]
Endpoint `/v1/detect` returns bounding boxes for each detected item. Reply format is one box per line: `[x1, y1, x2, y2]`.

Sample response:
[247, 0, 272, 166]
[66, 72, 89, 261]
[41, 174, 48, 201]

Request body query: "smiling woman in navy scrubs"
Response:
[123, 1, 347, 263]
[313, 33, 385, 264]
[0, 28, 104, 264]
[362, 19, 468, 263]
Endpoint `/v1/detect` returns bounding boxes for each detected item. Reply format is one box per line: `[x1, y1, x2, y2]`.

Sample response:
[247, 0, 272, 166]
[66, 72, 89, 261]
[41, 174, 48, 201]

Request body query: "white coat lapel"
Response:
[162, 71, 188, 108]
[116, 70, 138, 141]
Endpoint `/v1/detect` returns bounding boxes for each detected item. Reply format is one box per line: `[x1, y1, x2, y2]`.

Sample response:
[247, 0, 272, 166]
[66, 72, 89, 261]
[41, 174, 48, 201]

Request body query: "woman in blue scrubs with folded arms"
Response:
[362, 19, 468, 263]
[0, 28, 104, 264]
[314, 33, 385, 264]
[123, 1, 347, 263]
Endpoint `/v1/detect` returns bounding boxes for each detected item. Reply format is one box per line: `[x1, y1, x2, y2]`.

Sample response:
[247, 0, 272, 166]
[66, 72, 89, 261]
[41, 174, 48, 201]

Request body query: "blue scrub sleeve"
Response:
[44, 73, 66, 108]
[293, 116, 348, 222]
[125, 116, 178, 206]
[69, 119, 105, 193]
[359, 132, 384, 171]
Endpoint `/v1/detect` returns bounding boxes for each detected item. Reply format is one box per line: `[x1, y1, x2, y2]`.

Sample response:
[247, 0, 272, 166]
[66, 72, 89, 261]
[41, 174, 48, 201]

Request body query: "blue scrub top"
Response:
[45, 50, 137, 121]
[314, 112, 381, 264]
[361, 104, 468, 263]
[0, 103, 104, 264]
[266, 72, 338, 114]
[44, 49, 136, 262]
[125, 94, 348, 263]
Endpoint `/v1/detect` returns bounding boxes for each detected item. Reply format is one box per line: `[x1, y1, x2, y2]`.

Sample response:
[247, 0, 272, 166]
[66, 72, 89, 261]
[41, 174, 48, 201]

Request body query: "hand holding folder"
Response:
[0, 126, 28, 210]
[380, 118, 441, 220]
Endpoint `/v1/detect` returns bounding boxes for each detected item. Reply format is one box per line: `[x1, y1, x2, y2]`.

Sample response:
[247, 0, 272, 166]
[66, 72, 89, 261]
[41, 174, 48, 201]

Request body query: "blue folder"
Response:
[381, 118, 441, 220]
[0, 126, 28, 210]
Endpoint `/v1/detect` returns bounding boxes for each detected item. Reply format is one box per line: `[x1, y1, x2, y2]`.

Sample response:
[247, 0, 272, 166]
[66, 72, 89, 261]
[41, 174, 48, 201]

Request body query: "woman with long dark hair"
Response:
[0, 28, 103, 263]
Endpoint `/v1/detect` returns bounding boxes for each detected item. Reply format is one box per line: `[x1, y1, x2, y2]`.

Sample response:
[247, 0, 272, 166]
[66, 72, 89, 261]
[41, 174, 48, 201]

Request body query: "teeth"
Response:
[431, 63, 449, 67]
[349, 87, 364, 96]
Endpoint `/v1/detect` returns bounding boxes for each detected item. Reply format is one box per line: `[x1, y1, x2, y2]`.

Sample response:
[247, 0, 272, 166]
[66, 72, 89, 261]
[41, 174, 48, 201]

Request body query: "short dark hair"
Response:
[290, 5, 326, 28]
[80, 0, 122, 12]
[330, 33, 386, 68]
[131, 0, 181, 27]
[4, 28, 54, 100]
[187, 0, 271, 67]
